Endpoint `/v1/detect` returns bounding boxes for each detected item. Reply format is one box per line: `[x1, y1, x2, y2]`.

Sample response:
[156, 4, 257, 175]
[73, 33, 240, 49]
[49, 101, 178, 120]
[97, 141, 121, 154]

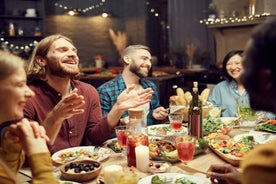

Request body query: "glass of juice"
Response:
[115, 126, 130, 159]
[175, 135, 196, 164]
[168, 113, 183, 132]
[126, 133, 148, 167]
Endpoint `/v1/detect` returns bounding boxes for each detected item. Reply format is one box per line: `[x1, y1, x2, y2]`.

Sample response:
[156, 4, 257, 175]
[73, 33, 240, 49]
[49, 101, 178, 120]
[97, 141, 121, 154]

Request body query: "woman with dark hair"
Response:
[208, 50, 247, 117]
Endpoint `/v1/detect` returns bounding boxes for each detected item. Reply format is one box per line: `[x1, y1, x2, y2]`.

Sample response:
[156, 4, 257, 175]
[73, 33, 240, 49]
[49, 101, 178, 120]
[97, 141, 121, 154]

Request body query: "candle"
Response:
[103, 165, 123, 184]
[135, 145, 149, 172]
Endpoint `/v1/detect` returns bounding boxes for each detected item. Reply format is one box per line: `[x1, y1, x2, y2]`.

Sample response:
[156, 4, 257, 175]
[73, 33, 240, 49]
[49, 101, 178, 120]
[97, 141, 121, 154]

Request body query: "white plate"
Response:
[138, 173, 211, 184]
[52, 146, 111, 164]
[233, 131, 276, 144]
[148, 124, 187, 136]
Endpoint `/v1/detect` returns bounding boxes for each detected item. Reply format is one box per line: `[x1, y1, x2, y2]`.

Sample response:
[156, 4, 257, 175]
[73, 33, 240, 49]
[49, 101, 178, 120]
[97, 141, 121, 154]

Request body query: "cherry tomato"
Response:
[231, 151, 244, 157]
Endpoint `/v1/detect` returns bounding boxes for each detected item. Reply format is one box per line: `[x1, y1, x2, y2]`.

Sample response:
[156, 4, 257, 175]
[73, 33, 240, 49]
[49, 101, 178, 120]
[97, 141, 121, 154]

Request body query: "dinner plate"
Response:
[148, 124, 188, 136]
[138, 173, 211, 184]
[52, 146, 111, 164]
[233, 131, 276, 144]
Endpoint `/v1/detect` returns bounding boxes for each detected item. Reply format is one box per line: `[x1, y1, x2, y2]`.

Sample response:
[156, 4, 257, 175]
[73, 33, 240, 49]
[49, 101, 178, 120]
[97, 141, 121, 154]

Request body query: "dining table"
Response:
[16, 127, 263, 184]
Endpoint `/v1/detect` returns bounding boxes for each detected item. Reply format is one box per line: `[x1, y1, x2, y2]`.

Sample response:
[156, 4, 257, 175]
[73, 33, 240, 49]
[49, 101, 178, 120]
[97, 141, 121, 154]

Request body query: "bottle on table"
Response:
[188, 81, 203, 138]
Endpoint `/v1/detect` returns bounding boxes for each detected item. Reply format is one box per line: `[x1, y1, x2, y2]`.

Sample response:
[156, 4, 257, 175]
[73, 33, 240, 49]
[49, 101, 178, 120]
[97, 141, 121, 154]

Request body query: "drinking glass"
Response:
[237, 98, 257, 130]
[115, 126, 130, 159]
[175, 135, 196, 164]
[168, 113, 183, 132]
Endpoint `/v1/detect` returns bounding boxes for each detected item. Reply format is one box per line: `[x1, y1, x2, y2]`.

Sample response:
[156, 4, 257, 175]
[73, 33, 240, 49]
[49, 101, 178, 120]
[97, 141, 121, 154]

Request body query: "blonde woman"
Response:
[0, 50, 58, 183]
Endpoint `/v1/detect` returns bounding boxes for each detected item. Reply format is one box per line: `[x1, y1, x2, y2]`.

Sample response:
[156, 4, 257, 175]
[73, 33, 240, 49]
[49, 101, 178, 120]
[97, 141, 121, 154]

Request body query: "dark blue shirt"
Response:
[97, 73, 161, 125]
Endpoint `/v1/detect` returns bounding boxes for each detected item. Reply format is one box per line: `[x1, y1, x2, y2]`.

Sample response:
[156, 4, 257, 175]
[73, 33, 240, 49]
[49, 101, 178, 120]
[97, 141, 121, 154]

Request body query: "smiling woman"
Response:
[0, 50, 59, 183]
[207, 50, 248, 118]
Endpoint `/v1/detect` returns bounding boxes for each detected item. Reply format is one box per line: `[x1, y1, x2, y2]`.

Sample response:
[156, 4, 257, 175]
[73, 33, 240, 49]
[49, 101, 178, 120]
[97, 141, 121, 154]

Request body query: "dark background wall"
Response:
[45, 0, 149, 67]
[44, 0, 214, 68]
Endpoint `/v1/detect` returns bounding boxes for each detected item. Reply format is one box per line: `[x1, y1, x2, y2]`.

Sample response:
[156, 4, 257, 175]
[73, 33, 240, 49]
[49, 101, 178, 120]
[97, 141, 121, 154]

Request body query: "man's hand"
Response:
[153, 107, 169, 120]
[116, 84, 153, 112]
[50, 88, 85, 121]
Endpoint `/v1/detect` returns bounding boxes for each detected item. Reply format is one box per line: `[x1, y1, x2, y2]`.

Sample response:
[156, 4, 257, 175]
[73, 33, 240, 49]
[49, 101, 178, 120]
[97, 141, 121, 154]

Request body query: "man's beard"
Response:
[47, 59, 80, 78]
[129, 63, 149, 78]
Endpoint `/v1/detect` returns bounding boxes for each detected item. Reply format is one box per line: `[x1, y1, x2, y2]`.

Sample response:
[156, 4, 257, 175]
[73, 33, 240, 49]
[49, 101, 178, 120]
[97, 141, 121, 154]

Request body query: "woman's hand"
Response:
[6, 118, 50, 155]
[206, 164, 242, 184]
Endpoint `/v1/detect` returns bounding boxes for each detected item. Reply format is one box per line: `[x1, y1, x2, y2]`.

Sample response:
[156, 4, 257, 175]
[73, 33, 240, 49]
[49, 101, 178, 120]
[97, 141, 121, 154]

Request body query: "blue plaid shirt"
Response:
[97, 73, 161, 125]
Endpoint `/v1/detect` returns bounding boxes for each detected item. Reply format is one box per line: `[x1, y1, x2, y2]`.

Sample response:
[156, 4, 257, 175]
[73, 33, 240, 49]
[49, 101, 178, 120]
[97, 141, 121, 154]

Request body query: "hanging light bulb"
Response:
[101, 9, 111, 18]
[65, 9, 79, 16]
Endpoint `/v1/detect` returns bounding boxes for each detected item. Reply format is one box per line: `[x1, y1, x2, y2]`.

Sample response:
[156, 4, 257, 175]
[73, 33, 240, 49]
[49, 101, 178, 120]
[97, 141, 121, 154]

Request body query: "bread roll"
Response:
[169, 95, 186, 106]
[184, 91, 192, 104]
[176, 88, 185, 98]
[200, 88, 210, 102]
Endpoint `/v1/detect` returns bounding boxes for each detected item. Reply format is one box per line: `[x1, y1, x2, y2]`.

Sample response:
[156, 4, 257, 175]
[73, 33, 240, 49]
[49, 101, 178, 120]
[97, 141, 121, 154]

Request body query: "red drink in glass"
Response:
[117, 131, 128, 147]
[170, 121, 182, 131]
[126, 134, 148, 167]
[176, 142, 195, 162]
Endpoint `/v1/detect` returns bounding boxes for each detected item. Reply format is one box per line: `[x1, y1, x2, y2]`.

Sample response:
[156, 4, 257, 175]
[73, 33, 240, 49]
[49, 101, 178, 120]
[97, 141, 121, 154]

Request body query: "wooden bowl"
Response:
[60, 159, 102, 182]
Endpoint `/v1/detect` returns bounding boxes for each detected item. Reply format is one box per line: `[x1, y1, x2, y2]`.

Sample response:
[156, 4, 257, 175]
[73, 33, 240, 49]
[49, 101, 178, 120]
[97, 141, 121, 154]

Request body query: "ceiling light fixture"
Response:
[101, 9, 111, 18]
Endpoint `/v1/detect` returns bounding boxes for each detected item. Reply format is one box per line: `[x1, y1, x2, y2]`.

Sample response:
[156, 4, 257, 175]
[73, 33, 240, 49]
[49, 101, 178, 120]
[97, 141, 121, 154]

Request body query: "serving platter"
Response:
[208, 145, 242, 166]
[52, 146, 111, 164]
[205, 132, 257, 166]
[255, 120, 276, 133]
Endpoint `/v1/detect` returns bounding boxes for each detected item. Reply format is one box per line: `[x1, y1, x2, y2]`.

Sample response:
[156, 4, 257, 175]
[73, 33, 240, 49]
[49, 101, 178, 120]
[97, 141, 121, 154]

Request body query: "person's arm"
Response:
[107, 85, 153, 127]
[6, 119, 59, 183]
[41, 88, 85, 145]
[241, 140, 276, 184]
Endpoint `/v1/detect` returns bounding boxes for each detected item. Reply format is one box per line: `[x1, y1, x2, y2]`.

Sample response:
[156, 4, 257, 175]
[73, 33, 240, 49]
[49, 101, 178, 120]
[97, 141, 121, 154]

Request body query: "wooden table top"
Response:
[17, 128, 246, 184]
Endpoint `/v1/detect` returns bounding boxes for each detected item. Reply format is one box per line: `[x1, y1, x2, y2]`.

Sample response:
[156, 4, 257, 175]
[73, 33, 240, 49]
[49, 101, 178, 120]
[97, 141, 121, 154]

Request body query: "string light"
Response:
[0, 37, 39, 56]
[200, 13, 270, 25]
[54, 0, 106, 14]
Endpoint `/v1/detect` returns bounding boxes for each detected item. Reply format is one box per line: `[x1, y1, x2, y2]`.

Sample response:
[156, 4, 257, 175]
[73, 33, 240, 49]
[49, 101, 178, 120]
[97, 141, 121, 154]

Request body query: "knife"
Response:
[177, 164, 207, 175]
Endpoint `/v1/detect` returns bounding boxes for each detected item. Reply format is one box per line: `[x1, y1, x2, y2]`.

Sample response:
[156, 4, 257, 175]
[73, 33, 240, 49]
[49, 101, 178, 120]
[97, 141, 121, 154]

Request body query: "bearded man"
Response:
[22, 35, 153, 154]
[97, 45, 168, 125]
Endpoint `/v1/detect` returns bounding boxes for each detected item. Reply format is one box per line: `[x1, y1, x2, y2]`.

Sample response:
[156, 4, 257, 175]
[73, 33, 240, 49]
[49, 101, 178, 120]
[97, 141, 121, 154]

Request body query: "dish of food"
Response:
[203, 117, 232, 136]
[149, 137, 208, 163]
[255, 120, 276, 133]
[148, 161, 171, 174]
[148, 124, 187, 136]
[205, 132, 258, 166]
[138, 173, 211, 184]
[52, 146, 111, 164]
[106, 140, 123, 153]
[234, 132, 276, 144]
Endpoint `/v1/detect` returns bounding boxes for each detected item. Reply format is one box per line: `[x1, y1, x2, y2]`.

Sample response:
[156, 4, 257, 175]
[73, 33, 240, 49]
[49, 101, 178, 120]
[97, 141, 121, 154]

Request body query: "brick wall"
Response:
[45, 0, 147, 68]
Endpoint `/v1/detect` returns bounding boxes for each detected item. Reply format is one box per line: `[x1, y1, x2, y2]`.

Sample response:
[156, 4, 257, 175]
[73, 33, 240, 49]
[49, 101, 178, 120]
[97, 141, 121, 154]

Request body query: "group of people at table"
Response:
[0, 18, 276, 184]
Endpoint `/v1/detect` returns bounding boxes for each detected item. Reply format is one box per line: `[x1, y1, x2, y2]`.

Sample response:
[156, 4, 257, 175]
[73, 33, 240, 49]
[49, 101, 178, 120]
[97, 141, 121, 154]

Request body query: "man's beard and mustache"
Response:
[46, 57, 80, 78]
[129, 63, 150, 78]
